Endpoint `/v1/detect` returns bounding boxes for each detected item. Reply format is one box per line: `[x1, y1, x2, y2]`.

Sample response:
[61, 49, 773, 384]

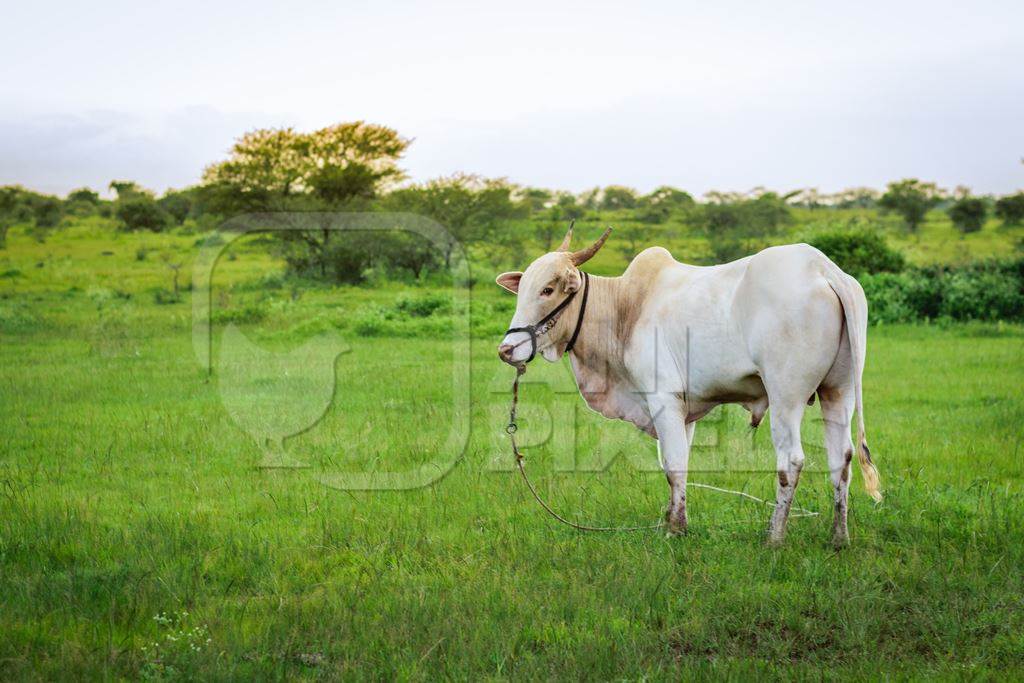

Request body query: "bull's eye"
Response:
[540, 287, 554, 297]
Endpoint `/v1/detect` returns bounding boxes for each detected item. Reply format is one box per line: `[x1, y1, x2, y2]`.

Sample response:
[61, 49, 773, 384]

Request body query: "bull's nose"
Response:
[498, 344, 515, 363]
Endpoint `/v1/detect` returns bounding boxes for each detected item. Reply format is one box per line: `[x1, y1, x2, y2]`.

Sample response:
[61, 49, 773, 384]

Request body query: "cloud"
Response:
[0, 107, 285, 196]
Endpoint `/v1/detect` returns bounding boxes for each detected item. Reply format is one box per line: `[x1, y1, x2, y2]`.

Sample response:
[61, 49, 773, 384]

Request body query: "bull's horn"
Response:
[557, 219, 575, 251]
[570, 227, 612, 266]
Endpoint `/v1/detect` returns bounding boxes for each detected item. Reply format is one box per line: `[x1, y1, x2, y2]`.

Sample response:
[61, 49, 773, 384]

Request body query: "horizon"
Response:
[2, 0, 1023, 197]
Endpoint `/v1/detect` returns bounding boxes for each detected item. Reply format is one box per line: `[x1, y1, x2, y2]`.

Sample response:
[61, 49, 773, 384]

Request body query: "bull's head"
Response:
[496, 223, 611, 365]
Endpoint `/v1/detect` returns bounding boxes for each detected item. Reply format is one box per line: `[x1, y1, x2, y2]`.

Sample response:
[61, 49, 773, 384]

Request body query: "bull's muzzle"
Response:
[498, 343, 516, 364]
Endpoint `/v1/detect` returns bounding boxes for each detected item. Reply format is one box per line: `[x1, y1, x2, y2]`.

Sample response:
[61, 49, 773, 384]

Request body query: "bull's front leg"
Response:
[649, 394, 690, 536]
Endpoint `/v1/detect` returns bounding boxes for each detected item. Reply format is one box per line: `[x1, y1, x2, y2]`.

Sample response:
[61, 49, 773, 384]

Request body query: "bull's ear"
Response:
[496, 271, 523, 293]
[563, 268, 582, 293]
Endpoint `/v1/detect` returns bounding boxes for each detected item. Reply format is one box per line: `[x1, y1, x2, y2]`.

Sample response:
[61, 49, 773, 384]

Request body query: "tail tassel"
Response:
[858, 441, 883, 502]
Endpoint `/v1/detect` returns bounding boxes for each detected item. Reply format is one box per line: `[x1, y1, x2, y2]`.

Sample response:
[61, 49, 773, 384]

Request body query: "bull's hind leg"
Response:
[819, 367, 857, 547]
[822, 394, 855, 547]
[767, 401, 807, 545]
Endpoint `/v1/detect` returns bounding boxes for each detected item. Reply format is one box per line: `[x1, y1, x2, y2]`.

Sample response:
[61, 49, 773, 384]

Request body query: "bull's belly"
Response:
[685, 373, 767, 424]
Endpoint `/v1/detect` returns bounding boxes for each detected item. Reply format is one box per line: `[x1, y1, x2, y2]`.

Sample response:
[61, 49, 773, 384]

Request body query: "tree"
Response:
[109, 180, 144, 199]
[600, 185, 638, 211]
[158, 189, 195, 224]
[616, 223, 648, 260]
[636, 203, 669, 224]
[554, 192, 584, 220]
[644, 186, 694, 210]
[65, 188, 100, 218]
[635, 186, 693, 224]
[116, 196, 169, 231]
[67, 188, 99, 204]
[517, 187, 552, 215]
[878, 179, 942, 232]
[0, 186, 20, 216]
[994, 193, 1024, 226]
[384, 174, 522, 269]
[201, 122, 410, 279]
[0, 187, 33, 220]
[33, 197, 62, 229]
[0, 186, 34, 245]
[382, 231, 441, 279]
[690, 192, 792, 264]
[201, 122, 409, 211]
[578, 187, 601, 211]
[534, 195, 584, 250]
[947, 197, 987, 235]
[534, 211, 565, 252]
[307, 163, 380, 205]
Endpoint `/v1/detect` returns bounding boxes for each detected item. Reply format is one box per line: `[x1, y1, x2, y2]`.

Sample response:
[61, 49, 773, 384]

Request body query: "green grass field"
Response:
[2, 223, 1023, 679]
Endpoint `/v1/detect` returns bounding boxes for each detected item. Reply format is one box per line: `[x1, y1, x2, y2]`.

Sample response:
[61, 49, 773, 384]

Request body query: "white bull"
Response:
[497, 227, 881, 546]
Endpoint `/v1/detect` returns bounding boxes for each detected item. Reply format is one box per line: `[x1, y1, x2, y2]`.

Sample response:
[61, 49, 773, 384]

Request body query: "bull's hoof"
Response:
[664, 525, 687, 538]
[765, 531, 786, 548]
[831, 532, 850, 550]
[663, 511, 687, 537]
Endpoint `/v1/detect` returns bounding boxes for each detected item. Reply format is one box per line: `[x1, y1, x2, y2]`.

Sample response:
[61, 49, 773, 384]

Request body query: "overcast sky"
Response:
[2, 0, 1022, 197]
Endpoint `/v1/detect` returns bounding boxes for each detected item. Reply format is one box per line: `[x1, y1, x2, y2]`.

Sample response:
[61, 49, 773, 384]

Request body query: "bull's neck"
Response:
[565, 273, 628, 371]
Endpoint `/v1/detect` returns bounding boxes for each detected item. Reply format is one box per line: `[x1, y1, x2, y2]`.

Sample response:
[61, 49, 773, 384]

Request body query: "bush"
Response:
[348, 293, 459, 337]
[64, 199, 98, 218]
[859, 273, 919, 323]
[900, 270, 945, 320]
[67, 188, 100, 204]
[858, 260, 1024, 323]
[210, 303, 267, 323]
[809, 230, 905, 275]
[153, 288, 182, 305]
[116, 197, 169, 232]
[352, 305, 389, 336]
[994, 193, 1024, 226]
[393, 292, 449, 317]
[158, 190, 194, 224]
[947, 197, 987, 235]
[940, 271, 1024, 321]
[33, 197, 63, 229]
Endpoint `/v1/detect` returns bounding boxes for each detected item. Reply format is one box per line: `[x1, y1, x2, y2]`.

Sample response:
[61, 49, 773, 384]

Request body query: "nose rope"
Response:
[506, 364, 660, 532]
[505, 365, 820, 533]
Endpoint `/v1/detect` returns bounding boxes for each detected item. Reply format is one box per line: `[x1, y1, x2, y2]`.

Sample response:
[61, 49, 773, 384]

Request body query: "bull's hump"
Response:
[611, 247, 680, 347]
[623, 246, 677, 280]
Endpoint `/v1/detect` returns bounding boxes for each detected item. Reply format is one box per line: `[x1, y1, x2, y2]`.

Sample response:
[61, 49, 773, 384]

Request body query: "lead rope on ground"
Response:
[506, 366, 818, 533]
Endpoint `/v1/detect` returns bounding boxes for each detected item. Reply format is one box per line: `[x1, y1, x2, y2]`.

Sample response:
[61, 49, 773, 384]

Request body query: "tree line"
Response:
[2, 121, 1024, 280]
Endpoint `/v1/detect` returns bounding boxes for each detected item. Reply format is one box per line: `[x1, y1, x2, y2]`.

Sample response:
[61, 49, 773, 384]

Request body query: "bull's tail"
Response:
[823, 262, 883, 502]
